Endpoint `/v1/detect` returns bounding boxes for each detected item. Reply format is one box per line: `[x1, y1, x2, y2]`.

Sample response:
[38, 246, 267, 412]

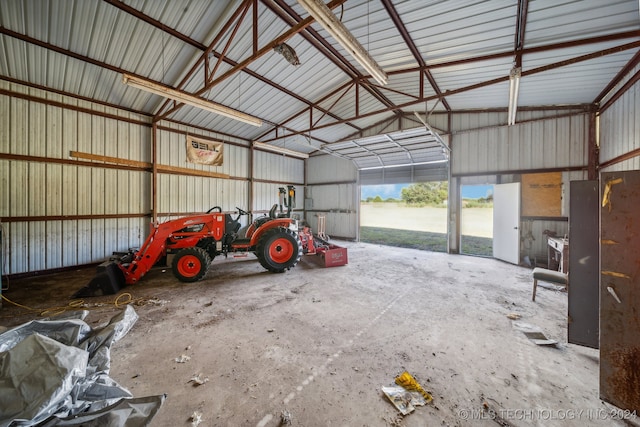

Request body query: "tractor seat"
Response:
[269, 204, 278, 218]
[225, 214, 241, 234]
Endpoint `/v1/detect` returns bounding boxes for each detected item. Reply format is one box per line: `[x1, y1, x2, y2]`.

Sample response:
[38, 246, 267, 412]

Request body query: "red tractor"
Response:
[75, 186, 314, 297]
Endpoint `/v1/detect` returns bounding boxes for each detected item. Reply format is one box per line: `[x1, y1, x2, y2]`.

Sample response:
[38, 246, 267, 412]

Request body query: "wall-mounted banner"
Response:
[186, 135, 224, 166]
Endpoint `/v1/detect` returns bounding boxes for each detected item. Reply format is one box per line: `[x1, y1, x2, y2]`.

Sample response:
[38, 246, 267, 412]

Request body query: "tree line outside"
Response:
[360, 181, 493, 255]
[362, 182, 449, 206]
[362, 181, 493, 207]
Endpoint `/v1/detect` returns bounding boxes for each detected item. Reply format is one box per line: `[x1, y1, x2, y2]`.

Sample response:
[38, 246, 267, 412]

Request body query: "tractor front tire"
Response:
[172, 247, 212, 282]
[256, 227, 302, 273]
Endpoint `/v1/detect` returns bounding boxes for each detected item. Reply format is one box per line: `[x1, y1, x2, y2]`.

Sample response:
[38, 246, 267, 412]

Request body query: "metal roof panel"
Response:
[0, 0, 638, 156]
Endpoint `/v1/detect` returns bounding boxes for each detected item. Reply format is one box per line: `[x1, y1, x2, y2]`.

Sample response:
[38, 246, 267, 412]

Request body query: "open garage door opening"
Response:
[360, 182, 448, 252]
[348, 125, 451, 252]
[460, 184, 494, 256]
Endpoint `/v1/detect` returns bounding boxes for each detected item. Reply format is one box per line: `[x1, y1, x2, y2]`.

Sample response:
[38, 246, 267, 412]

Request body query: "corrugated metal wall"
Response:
[452, 113, 588, 175]
[154, 125, 306, 228]
[450, 112, 590, 261]
[352, 110, 575, 141]
[0, 81, 306, 275]
[450, 110, 582, 134]
[305, 155, 358, 240]
[0, 80, 151, 274]
[155, 123, 250, 222]
[3, 73, 635, 275]
[599, 64, 640, 172]
[349, 111, 590, 258]
[305, 111, 593, 251]
[253, 150, 304, 212]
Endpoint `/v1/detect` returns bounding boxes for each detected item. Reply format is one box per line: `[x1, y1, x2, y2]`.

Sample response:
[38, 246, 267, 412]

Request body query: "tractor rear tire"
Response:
[172, 247, 212, 282]
[256, 227, 302, 273]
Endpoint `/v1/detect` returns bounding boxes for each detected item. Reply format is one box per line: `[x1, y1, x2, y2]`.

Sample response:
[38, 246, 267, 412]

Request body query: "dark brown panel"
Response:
[600, 170, 640, 411]
[568, 180, 599, 349]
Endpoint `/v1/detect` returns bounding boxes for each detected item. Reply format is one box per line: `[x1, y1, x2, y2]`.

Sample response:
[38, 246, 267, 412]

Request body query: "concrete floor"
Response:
[0, 242, 632, 426]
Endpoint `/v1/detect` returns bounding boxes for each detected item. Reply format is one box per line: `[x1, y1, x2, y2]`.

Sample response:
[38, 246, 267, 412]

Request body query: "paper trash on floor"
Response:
[512, 321, 558, 346]
[0, 305, 165, 427]
[382, 371, 433, 415]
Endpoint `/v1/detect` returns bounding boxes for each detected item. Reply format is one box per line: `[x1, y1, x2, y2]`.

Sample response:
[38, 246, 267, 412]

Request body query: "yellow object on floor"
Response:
[395, 371, 433, 403]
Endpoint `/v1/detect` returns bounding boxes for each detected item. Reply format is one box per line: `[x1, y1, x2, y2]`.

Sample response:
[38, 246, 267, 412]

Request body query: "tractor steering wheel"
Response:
[206, 206, 222, 213]
[235, 207, 249, 221]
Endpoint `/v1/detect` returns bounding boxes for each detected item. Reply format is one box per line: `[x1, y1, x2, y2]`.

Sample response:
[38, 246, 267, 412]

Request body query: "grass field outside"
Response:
[360, 202, 493, 255]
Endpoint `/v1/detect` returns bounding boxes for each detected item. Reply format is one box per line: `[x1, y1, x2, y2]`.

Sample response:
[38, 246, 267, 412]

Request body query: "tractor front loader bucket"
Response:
[72, 261, 125, 298]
